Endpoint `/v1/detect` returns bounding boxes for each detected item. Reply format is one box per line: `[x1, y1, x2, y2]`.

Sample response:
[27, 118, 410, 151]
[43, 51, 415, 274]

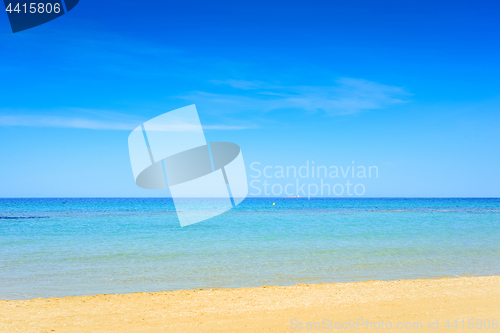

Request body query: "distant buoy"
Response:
[273, 203, 275, 205]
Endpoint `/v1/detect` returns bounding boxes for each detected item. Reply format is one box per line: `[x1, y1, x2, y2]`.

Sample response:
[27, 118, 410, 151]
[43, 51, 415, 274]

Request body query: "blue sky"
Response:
[0, 0, 499, 197]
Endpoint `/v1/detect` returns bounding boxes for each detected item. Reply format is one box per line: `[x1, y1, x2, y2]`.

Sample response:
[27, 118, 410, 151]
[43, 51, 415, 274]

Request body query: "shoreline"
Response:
[1, 276, 499, 332]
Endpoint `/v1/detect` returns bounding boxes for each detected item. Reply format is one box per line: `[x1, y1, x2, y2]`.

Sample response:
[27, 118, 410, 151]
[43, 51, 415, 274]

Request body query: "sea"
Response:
[1, 198, 499, 300]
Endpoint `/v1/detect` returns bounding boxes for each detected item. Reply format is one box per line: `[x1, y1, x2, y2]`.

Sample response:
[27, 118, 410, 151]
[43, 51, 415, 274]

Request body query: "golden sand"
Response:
[1, 276, 499, 332]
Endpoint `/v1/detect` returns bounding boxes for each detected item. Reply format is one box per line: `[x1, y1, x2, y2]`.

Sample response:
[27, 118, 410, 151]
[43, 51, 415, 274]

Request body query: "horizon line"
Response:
[0, 197, 499, 199]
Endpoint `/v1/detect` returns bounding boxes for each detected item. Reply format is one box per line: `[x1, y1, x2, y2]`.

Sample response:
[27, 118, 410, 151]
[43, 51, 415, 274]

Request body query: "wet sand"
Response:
[1, 276, 499, 332]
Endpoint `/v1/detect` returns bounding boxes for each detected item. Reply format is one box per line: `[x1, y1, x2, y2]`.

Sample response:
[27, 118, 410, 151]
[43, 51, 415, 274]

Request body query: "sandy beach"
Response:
[1, 276, 499, 332]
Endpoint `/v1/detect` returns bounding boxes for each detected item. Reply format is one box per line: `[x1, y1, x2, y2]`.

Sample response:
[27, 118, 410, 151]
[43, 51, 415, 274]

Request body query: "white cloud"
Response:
[182, 78, 411, 116]
[0, 113, 253, 131]
[0, 115, 134, 130]
[0, 78, 408, 131]
[211, 79, 267, 90]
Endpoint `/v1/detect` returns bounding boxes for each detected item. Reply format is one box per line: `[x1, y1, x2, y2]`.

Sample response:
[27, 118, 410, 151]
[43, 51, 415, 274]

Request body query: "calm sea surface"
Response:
[1, 198, 499, 300]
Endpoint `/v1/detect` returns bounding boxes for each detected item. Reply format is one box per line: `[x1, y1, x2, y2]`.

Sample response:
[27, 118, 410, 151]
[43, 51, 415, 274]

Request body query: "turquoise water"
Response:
[1, 198, 499, 300]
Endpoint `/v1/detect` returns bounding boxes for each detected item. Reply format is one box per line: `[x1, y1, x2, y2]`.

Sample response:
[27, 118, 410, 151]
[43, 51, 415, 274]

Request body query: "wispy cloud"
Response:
[0, 112, 254, 131]
[141, 120, 254, 132]
[211, 79, 268, 90]
[0, 78, 409, 131]
[183, 78, 411, 116]
[0, 115, 135, 130]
